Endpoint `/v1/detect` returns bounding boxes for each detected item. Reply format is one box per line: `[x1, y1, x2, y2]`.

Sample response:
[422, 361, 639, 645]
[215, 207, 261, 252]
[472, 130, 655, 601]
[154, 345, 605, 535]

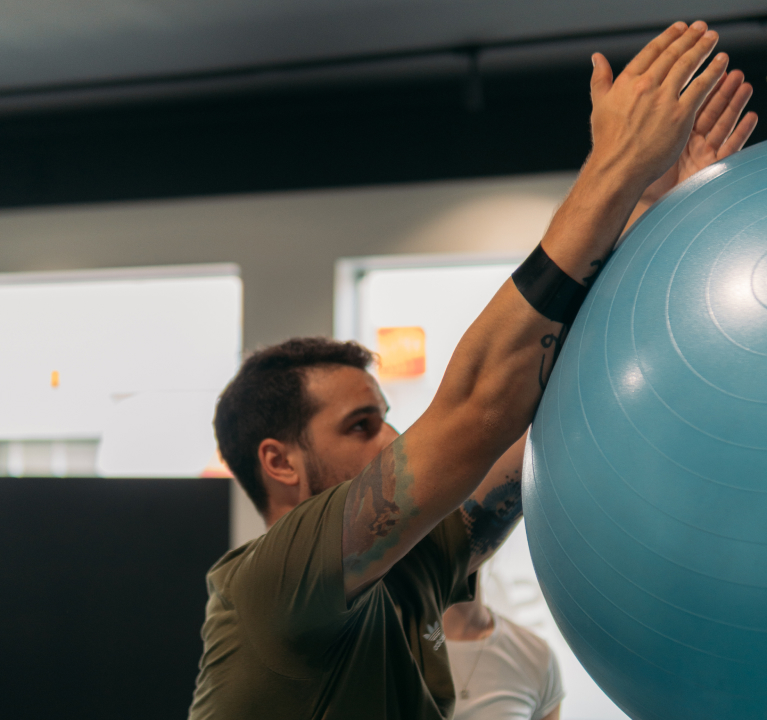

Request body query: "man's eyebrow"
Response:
[342, 405, 389, 422]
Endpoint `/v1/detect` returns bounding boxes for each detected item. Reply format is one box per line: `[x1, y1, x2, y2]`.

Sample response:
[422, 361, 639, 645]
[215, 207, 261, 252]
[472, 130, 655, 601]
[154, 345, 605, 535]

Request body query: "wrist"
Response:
[580, 151, 649, 200]
[538, 153, 646, 284]
[512, 244, 591, 324]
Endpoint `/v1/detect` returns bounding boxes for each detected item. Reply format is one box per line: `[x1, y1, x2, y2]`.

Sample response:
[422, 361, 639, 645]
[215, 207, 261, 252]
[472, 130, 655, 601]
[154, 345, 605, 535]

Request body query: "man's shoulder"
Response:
[270, 481, 351, 532]
[208, 482, 352, 600]
[228, 481, 352, 561]
[205, 535, 265, 596]
[257, 480, 352, 565]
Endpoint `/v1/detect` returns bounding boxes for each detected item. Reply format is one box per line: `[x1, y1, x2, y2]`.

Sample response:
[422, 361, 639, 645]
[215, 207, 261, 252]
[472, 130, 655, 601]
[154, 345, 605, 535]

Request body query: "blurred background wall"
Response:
[0, 170, 577, 543]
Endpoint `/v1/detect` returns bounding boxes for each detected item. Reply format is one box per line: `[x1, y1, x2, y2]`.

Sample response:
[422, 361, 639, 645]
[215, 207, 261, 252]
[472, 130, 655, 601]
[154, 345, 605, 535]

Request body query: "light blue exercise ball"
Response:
[522, 140, 767, 720]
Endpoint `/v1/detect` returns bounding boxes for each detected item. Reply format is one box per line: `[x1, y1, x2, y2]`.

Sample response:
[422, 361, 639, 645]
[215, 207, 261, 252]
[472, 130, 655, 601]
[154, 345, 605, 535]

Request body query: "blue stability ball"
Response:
[523, 140, 767, 720]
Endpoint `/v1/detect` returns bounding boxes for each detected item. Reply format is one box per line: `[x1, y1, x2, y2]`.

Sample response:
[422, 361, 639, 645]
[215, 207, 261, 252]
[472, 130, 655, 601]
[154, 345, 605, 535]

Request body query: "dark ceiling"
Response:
[0, 1, 765, 207]
[1, 0, 764, 102]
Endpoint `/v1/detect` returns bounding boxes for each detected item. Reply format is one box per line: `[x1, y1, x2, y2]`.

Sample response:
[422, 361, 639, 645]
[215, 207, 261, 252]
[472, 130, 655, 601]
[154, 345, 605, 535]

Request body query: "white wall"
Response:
[0, 171, 576, 545]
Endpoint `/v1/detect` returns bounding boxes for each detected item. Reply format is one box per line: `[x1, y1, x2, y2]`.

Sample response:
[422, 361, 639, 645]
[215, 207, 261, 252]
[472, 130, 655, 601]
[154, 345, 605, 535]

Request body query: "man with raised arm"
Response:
[189, 21, 756, 720]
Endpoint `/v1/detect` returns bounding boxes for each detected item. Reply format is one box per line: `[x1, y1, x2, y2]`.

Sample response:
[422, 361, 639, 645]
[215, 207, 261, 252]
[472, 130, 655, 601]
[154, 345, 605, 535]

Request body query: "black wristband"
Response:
[512, 244, 589, 324]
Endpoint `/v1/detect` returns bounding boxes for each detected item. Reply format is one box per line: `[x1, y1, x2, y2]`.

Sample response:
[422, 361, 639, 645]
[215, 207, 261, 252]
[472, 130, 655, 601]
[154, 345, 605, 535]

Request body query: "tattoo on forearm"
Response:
[583, 258, 604, 287]
[343, 436, 420, 578]
[461, 474, 523, 558]
[537, 256, 602, 391]
[538, 323, 570, 391]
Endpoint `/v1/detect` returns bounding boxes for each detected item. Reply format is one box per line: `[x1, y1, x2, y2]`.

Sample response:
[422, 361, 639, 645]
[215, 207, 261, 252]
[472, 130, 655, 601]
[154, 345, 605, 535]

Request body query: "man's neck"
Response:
[442, 600, 495, 641]
[265, 500, 298, 529]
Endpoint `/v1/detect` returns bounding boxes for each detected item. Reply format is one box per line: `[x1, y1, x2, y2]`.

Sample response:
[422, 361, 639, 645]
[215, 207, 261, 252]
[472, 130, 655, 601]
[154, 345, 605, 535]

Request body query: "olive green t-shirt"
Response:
[188, 480, 474, 720]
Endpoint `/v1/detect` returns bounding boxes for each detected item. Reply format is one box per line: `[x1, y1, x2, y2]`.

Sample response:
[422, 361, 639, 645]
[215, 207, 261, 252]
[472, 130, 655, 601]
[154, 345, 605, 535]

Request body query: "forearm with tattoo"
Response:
[463, 254, 601, 559]
[537, 255, 605, 390]
[538, 324, 570, 391]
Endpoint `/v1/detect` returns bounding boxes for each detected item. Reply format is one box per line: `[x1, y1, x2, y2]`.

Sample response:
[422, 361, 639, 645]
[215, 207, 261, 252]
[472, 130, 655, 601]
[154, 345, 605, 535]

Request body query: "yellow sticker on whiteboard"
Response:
[377, 327, 426, 379]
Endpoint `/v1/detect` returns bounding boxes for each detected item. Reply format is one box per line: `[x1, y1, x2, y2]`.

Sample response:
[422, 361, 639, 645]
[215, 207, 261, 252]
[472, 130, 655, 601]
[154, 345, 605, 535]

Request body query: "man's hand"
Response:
[589, 22, 727, 188]
[647, 70, 757, 198]
[548, 21, 729, 284]
[623, 69, 758, 230]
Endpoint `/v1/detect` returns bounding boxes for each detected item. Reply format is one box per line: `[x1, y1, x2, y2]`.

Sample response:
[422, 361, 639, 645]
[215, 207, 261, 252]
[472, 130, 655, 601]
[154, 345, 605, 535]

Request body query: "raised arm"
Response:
[342, 21, 731, 600]
[457, 58, 758, 573]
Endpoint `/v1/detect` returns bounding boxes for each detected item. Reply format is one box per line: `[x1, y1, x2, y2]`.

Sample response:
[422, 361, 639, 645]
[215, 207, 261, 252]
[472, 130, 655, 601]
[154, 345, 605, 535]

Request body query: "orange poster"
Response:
[377, 326, 426, 379]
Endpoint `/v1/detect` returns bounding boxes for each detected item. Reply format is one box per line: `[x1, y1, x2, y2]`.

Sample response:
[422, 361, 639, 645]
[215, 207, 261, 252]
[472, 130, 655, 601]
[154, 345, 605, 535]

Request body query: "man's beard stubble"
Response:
[303, 444, 352, 497]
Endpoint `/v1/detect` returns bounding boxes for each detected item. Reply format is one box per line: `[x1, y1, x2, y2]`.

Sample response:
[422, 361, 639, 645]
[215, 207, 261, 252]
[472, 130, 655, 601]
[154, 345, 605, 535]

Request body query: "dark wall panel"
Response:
[0, 477, 229, 720]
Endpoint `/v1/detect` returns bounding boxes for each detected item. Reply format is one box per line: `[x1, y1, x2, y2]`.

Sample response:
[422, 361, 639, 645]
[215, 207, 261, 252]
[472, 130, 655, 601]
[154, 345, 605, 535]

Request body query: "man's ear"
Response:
[258, 438, 301, 488]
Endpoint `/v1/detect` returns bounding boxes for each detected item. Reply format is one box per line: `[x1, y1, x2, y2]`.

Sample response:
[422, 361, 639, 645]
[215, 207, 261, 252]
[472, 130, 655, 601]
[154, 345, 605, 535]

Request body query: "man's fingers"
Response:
[704, 78, 753, 150]
[680, 52, 729, 116]
[719, 111, 758, 159]
[700, 70, 729, 111]
[662, 29, 719, 94]
[590, 53, 614, 103]
[648, 22, 710, 85]
[694, 71, 733, 134]
[625, 22, 687, 76]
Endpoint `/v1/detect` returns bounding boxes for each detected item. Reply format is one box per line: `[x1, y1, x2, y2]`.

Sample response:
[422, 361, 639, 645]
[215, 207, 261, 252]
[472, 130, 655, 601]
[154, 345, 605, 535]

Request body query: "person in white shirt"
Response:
[443, 579, 563, 720]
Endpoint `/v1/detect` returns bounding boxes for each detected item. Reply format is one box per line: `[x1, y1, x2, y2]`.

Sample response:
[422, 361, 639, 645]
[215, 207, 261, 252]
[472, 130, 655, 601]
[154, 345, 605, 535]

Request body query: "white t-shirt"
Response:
[445, 611, 564, 720]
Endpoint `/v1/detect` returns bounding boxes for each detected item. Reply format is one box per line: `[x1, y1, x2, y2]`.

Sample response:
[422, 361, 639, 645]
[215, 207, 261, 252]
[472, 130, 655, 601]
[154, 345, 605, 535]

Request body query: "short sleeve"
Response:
[413, 509, 476, 611]
[223, 482, 360, 677]
[532, 647, 565, 720]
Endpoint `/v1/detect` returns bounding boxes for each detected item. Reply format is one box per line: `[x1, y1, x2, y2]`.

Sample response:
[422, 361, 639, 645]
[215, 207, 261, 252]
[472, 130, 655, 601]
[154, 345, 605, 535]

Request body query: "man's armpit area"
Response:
[342, 436, 421, 594]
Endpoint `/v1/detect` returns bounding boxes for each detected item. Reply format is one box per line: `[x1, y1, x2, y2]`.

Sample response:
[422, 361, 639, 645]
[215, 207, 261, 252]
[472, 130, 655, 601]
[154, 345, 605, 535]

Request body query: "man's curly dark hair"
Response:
[215, 337, 374, 516]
